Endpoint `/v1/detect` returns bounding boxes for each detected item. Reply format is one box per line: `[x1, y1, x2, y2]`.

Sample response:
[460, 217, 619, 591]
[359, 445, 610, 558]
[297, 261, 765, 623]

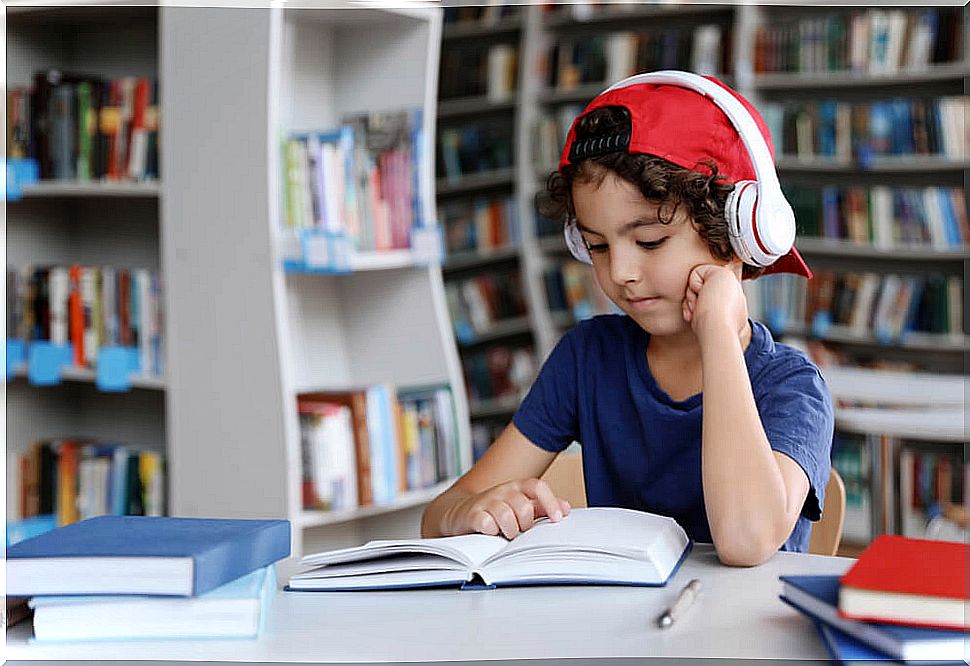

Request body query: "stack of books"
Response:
[780, 535, 968, 663]
[6, 515, 290, 642]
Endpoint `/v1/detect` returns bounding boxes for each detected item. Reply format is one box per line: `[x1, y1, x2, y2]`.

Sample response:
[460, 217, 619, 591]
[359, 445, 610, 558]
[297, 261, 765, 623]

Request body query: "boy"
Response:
[422, 72, 834, 567]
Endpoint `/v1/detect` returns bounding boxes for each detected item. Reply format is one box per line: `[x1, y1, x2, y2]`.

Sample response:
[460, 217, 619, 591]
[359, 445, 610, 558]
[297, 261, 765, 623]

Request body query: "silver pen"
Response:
[657, 578, 701, 629]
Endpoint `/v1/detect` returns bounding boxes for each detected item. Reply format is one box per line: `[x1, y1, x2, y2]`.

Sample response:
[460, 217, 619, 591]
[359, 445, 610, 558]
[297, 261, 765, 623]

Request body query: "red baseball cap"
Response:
[559, 73, 811, 279]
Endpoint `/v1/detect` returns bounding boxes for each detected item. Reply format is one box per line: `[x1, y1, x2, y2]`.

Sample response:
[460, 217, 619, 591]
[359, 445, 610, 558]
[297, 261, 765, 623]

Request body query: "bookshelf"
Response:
[433, 3, 967, 550]
[159, 5, 470, 555]
[736, 3, 968, 549]
[6, 3, 167, 523]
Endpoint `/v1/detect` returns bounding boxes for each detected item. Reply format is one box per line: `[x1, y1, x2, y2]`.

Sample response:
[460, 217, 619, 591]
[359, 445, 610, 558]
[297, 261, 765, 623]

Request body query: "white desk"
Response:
[6, 545, 852, 664]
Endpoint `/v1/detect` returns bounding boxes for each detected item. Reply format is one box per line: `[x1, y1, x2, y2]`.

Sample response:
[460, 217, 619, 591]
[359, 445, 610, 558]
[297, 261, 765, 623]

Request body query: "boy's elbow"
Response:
[714, 527, 780, 567]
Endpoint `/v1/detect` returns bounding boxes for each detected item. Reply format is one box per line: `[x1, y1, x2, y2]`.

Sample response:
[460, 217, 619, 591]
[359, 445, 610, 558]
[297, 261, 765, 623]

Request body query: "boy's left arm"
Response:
[684, 264, 811, 567]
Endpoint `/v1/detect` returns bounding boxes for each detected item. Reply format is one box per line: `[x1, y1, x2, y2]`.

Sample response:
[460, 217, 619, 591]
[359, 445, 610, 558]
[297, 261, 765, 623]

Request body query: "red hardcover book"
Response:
[838, 534, 969, 630]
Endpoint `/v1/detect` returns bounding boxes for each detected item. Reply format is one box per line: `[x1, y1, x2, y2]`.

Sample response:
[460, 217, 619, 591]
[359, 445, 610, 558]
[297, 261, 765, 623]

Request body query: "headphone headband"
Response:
[602, 71, 783, 197]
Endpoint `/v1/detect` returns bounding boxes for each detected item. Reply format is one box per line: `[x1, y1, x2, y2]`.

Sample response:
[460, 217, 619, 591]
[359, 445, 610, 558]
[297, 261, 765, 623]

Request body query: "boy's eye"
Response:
[637, 238, 667, 250]
[586, 242, 608, 253]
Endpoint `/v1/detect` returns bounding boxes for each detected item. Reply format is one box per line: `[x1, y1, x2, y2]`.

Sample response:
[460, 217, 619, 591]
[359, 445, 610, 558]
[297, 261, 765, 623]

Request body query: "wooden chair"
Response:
[540, 451, 587, 509]
[809, 467, 846, 556]
[542, 452, 846, 556]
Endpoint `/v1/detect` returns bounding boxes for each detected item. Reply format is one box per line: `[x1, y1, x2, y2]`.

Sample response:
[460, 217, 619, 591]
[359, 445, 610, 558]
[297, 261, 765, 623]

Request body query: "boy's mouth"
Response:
[626, 295, 662, 311]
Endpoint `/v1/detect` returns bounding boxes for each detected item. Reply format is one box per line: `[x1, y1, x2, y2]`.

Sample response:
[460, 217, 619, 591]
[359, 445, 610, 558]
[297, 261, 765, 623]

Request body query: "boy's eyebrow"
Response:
[576, 218, 659, 236]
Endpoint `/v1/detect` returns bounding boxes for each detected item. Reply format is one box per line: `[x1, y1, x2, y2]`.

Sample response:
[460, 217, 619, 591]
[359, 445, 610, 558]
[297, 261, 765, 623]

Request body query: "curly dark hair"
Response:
[537, 105, 764, 280]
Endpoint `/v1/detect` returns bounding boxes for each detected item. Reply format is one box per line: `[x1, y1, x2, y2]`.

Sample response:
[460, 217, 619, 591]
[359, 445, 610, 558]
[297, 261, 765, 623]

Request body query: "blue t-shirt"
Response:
[512, 314, 834, 553]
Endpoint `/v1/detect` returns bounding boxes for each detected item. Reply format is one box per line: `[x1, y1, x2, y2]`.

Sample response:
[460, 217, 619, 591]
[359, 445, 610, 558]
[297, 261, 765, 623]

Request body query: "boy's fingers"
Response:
[510, 496, 535, 532]
[559, 498, 571, 516]
[522, 479, 564, 521]
[474, 511, 500, 537]
[486, 502, 521, 540]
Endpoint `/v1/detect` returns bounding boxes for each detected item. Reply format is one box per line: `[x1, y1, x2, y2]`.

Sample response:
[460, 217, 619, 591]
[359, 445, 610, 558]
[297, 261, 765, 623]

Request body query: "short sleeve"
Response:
[755, 360, 834, 522]
[511, 328, 581, 453]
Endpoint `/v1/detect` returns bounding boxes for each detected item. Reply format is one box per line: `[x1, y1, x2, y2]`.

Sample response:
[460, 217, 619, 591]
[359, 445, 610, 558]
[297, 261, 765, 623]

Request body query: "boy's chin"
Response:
[624, 308, 691, 338]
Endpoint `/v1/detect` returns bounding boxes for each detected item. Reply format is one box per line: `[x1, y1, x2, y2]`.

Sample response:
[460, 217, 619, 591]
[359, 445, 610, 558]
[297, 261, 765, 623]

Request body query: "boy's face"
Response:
[571, 170, 737, 337]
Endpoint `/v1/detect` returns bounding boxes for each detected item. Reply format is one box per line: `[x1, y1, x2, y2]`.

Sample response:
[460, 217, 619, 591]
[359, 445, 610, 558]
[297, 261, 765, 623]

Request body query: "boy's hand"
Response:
[446, 479, 571, 540]
[682, 264, 748, 344]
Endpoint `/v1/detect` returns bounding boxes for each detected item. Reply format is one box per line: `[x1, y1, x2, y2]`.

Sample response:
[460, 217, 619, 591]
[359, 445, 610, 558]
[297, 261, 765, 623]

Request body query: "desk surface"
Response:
[6, 545, 852, 663]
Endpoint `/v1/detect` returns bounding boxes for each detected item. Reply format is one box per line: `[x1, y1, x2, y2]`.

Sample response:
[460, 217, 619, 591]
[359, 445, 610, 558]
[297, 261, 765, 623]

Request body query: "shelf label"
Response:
[811, 312, 832, 338]
[97, 346, 140, 392]
[27, 341, 73, 386]
[4, 158, 39, 202]
[6, 339, 26, 380]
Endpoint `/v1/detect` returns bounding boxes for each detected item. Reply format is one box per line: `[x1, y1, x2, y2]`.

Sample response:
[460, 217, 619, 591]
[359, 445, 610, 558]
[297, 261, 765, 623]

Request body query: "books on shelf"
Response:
[298, 384, 462, 511]
[440, 195, 519, 256]
[763, 96, 969, 165]
[281, 107, 428, 270]
[534, 104, 585, 170]
[8, 71, 160, 183]
[780, 575, 965, 662]
[898, 444, 968, 540]
[439, 42, 518, 101]
[7, 265, 165, 378]
[30, 564, 276, 642]
[784, 183, 968, 250]
[754, 8, 964, 75]
[830, 432, 871, 543]
[745, 270, 964, 344]
[6, 515, 291, 597]
[543, 259, 616, 322]
[443, 4, 521, 29]
[445, 270, 529, 342]
[540, 25, 729, 92]
[16, 440, 165, 528]
[287, 507, 690, 591]
[462, 341, 537, 407]
[838, 535, 969, 630]
[437, 116, 515, 181]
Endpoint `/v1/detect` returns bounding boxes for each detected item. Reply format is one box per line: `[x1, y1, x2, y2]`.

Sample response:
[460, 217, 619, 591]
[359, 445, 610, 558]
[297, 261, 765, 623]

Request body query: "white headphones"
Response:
[563, 70, 796, 269]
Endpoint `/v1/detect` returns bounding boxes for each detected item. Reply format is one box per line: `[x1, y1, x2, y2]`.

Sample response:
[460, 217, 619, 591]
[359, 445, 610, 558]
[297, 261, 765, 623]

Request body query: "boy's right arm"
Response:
[420, 422, 571, 539]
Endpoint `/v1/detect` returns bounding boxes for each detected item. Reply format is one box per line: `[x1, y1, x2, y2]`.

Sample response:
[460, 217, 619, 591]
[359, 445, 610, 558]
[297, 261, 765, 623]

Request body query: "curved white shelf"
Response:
[11, 366, 167, 391]
[16, 181, 161, 198]
[823, 366, 964, 408]
[298, 479, 455, 528]
[836, 407, 965, 442]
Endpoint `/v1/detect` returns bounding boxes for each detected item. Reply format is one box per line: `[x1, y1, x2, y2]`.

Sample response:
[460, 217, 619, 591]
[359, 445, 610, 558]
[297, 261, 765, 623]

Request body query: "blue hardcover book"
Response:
[779, 575, 966, 663]
[7, 515, 290, 597]
[286, 507, 690, 592]
[810, 617, 898, 664]
[30, 564, 277, 642]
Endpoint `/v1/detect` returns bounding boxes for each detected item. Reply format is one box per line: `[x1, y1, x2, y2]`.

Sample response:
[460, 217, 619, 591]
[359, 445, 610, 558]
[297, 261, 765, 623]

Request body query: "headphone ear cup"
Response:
[724, 181, 756, 266]
[564, 219, 593, 265]
[726, 180, 797, 268]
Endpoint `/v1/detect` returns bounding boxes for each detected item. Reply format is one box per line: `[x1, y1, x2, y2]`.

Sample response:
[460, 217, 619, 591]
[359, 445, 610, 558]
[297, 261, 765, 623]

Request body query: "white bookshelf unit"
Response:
[161, 5, 468, 556]
[5, 4, 167, 519]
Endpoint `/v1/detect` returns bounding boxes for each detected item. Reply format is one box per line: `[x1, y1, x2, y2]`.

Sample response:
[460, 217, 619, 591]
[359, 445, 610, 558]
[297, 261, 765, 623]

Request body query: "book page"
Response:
[301, 533, 507, 570]
[485, 507, 684, 564]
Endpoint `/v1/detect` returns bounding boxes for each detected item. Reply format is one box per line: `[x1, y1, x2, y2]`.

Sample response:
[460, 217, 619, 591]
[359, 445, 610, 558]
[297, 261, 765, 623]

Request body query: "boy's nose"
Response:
[609, 247, 643, 286]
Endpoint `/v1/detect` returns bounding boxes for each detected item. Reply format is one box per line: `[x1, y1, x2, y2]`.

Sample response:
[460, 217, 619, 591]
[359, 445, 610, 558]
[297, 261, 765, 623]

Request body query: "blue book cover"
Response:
[779, 575, 965, 663]
[30, 565, 277, 642]
[810, 617, 898, 664]
[7, 515, 290, 597]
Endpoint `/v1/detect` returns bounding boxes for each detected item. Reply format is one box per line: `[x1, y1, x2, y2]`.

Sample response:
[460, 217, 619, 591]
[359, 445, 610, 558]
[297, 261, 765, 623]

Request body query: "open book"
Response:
[287, 507, 691, 591]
